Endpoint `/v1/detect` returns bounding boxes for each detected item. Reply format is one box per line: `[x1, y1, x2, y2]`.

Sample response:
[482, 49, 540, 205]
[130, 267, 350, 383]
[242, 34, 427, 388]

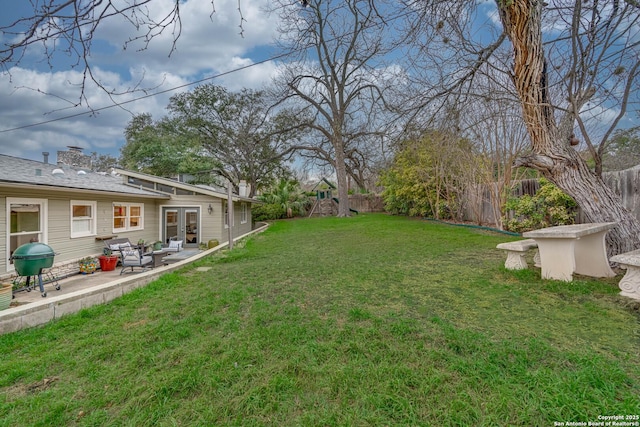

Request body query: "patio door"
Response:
[162, 207, 200, 248]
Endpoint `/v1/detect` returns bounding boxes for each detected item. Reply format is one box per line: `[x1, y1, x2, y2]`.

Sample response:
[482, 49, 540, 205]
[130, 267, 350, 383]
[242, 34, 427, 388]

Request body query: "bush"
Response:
[252, 204, 286, 221]
[503, 178, 577, 233]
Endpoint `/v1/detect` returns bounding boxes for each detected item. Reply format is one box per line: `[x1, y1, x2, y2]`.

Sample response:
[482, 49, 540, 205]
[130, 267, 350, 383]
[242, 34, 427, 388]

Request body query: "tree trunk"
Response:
[499, 0, 640, 255]
[334, 139, 351, 217]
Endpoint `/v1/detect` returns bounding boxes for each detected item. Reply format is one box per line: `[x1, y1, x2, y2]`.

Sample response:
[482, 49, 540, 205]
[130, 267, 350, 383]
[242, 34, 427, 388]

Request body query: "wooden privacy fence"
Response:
[348, 194, 385, 213]
[462, 165, 640, 227]
[307, 194, 385, 217]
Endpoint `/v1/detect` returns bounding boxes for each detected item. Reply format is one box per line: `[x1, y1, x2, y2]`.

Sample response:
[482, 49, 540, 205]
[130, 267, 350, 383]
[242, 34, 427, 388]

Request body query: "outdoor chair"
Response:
[104, 238, 134, 265]
[104, 238, 133, 252]
[119, 246, 153, 275]
[165, 239, 183, 253]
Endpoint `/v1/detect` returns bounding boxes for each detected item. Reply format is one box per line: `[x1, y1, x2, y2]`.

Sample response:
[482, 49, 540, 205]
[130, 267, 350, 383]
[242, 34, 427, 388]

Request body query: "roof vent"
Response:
[77, 170, 87, 175]
[52, 168, 65, 176]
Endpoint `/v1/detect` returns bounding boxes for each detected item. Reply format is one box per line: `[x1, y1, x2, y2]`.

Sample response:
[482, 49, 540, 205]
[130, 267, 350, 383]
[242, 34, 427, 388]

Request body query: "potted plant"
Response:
[0, 282, 12, 310]
[79, 257, 98, 274]
[152, 240, 163, 251]
[98, 248, 119, 272]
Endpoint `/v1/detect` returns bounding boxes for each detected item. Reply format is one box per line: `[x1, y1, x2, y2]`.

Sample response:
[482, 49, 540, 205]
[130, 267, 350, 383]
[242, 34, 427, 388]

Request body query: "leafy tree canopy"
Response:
[166, 84, 308, 197]
[121, 113, 221, 184]
[379, 130, 474, 219]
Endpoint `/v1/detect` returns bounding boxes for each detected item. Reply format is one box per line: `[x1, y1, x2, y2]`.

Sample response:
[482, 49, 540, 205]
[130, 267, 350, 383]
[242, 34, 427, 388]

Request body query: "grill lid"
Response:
[10, 243, 56, 260]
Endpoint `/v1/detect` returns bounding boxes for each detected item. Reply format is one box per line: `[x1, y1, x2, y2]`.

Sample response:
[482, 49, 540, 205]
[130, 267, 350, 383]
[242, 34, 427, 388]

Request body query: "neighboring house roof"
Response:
[0, 154, 167, 198]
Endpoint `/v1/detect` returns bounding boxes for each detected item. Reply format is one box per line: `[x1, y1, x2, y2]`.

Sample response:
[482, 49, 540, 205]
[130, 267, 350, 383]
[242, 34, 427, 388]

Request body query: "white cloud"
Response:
[0, 0, 281, 162]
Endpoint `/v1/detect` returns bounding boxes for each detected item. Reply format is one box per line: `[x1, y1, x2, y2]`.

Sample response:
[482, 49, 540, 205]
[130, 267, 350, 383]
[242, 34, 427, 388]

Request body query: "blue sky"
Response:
[2, 1, 636, 167]
[0, 0, 282, 163]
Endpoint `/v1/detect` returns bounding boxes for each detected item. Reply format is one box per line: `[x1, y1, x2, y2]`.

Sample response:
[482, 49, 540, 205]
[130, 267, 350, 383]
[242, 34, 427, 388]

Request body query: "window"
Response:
[240, 203, 248, 224]
[127, 177, 155, 189]
[224, 202, 228, 228]
[7, 198, 47, 268]
[113, 203, 144, 232]
[70, 200, 97, 238]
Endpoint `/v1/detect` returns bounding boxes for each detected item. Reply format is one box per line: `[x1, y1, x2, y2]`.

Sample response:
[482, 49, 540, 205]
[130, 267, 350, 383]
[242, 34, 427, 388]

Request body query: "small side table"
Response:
[151, 249, 169, 267]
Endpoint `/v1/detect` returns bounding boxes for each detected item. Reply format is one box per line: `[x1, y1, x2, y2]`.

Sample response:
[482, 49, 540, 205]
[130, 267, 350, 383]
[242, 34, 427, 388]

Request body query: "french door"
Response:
[162, 207, 200, 248]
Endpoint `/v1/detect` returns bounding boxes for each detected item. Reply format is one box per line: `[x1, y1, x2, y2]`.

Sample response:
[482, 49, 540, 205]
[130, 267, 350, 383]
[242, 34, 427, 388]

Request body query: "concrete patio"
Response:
[0, 249, 204, 335]
[0, 224, 268, 335]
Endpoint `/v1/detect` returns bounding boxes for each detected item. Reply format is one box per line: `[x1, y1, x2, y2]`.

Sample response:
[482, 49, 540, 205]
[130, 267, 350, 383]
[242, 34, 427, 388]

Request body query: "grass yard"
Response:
[1, 213, 639, 426]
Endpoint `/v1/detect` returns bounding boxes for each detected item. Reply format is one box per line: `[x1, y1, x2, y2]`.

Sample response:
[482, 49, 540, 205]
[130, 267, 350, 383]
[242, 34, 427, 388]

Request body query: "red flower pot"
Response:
[98, 255, 119, 272]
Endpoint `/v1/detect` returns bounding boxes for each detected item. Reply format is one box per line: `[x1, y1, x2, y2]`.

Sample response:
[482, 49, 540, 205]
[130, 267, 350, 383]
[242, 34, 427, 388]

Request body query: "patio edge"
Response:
[0, 224, 269, 335]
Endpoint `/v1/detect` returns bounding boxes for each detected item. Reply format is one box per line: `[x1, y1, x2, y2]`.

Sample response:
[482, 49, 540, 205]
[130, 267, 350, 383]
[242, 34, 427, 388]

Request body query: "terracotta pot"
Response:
[0, 283, 13, 310]
[98, 255, 119, 272]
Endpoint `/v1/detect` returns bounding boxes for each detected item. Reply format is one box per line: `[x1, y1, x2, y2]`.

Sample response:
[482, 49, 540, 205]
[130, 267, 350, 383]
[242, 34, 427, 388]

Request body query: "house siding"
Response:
[233, 201, 253, 238]
[0, 196, 6, 275]
[0, 159, 258, 283]
[1, 186, 161, 278]
[159, 196, 233, 246]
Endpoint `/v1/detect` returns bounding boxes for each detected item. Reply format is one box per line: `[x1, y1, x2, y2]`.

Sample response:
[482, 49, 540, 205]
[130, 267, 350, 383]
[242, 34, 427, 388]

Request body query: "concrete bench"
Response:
[609, 249, 640, 300]
[496, 239, 540, 270]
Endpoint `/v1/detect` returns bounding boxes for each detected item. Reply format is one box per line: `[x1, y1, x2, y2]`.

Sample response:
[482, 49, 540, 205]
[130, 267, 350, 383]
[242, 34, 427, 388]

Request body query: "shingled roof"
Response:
[0, 154, 166, 198]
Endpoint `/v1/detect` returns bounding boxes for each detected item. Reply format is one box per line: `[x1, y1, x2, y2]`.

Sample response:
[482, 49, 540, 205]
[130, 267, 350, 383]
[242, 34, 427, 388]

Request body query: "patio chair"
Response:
[165, 239, 183, 253]
[119, 246, 153, 275]
[104, 238, 133, 252]
[104, 238, 134, 266]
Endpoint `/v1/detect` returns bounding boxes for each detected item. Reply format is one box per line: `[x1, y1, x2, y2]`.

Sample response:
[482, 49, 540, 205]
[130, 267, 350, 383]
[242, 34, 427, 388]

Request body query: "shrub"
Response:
[252, 204, 286, 221]
[503, 178, 577, 233]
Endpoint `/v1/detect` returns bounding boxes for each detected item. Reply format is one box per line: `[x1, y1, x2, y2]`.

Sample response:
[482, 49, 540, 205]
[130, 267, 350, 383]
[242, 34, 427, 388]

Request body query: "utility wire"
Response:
[0, 51, 291, 133]
[0, 6, 415, 134]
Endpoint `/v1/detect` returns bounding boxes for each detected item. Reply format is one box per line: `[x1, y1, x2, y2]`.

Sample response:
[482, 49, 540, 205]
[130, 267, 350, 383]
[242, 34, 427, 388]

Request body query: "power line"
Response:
[0, 51, 291, 133]
[0, 6, 414, 134]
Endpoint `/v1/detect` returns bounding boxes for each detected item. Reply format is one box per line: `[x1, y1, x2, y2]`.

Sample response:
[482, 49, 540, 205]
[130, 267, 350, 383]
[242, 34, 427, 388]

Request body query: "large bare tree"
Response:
[404, 0, 640, 254]
[270, 0, 402, 216]
[546, 1, 640, 177]
[498, 0, 640, 254]
[6, 0, 640, 250]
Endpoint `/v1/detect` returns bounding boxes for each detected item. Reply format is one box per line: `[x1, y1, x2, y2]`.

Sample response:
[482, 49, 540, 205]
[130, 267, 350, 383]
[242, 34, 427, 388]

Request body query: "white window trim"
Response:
[6, 198, 48, 272]
[70, 200, 97, 238]
[240, 203, 248, 224]
[112, 202, 144, 233]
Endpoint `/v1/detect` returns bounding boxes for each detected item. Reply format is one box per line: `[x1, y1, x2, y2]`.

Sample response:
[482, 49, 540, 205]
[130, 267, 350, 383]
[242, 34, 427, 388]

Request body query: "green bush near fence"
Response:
[504, 178, 578, 232]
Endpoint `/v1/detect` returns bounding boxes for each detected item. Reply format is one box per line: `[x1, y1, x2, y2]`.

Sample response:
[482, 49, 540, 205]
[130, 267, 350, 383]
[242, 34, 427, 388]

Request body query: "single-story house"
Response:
[0, 154, 258, 280]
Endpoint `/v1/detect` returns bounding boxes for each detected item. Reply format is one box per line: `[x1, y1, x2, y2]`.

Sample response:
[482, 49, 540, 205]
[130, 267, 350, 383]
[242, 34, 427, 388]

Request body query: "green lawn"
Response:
[1, 214, 639, 426]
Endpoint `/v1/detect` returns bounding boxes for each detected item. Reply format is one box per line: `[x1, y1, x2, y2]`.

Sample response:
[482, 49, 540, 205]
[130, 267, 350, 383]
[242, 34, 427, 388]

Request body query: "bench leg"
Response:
[504, 251, 528, 270]
[617, 264, 640, 300]
[533, 249, 541, 268]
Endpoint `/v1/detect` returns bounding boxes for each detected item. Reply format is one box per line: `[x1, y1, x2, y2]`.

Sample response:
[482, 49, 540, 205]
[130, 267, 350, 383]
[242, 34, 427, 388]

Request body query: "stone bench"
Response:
[609, 249, 640, 300]
[496, 239, 540, 270]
